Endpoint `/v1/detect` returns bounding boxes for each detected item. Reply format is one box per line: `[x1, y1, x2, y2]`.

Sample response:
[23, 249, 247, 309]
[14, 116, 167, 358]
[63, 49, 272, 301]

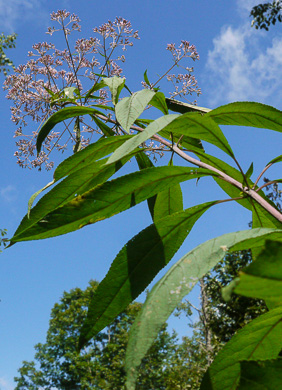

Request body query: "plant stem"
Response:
[95, 112, 282, 223]
[253, 163, 273, 188]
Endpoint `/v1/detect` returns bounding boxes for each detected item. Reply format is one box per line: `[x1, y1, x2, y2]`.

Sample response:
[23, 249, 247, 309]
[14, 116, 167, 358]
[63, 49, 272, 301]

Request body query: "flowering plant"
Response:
[4, 10, 200, 170]
[8, 10, 282, 390]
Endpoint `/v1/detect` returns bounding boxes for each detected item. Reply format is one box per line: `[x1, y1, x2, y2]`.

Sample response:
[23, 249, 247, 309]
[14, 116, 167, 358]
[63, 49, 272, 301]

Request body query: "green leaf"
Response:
[125, 228, 282, 389]
[149, 92, 169, 115]
[102, 76, 125, 105]
[200, 306, 282, 390]
[36, 106, 102, 154]
[159, 128, 204, 152]
[193, 150, 252, 210]
[29, 136, 132, 212]
[84, 80, 107, 99]
[78, 201, 215, 349]
[63, 87, 79, 99]
[164, 112, 234, 157]
[28, 180, 55, 217]
[252, 202, 282, 230]
[207, 102, 282, 133]
[11, 166, 212, 243]
[267, 154, 282, 165]
[143, 69, 151, 87]
[153, 161, 183, 222]
[225, 240, 282, 307]
[91, 115, 115, 137]
[107, 114, 180, 164]
[115, 89, 156, 133]
[237, 359, 282, 390]
[166, 98, 211, 114]
[245, 162, 254, 180]
[73, 117, 81, 153]
[13, 153, 137, 244]
[54, 135, 132, 181]
[135, 156, 183, 222]
[135, 152, 156, 220]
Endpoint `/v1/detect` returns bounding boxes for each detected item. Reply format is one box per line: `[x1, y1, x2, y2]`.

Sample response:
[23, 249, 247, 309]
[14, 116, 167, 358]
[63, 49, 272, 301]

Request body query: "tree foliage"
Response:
[0, 32, 16, 75]
[204, 250, 268, 343]
[14, 280, 201, 390]
[0, 228, 8, 253]
[250, 1, 282, 30]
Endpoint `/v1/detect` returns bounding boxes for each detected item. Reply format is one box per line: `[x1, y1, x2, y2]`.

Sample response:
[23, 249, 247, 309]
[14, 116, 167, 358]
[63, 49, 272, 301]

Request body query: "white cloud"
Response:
[0, 185, 17, 202]
[204, 24, 282, 106]
[0, 377, 13, 390]
[0, 0, 46, 32]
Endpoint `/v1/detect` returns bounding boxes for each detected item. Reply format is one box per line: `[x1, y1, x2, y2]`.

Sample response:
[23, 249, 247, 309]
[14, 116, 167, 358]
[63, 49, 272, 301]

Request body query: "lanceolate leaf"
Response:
[11, 166, 213, 243]
[194, 150, 252, 210]
[135, 155, 183, 222]
[28, 180, 55, 217]
[14, 153, 137, 244]
[54, 135, 132, 181]
[164, 112, 234, 157]
[200, 306, 282, 390]
[135, 152, 156, 220]
[143, 69, 151, 87]
[225, 240, 282, 307]
[107, 114, 180, 165]
[207, 102, 282, 133]
[28, 136, 133, 213]
[78, 201, 215, 349]
[115, 89, 156, 133]
[153, 161, 183, 222]
[125, 228, 282, 389]
[159, 128, 204, 152]
[91, 115, 115, 137]
[267, 154, 282, 165]
[245, 162, 254, 180]
[36, 106, 102, 153]
[149, 92, 169, 115]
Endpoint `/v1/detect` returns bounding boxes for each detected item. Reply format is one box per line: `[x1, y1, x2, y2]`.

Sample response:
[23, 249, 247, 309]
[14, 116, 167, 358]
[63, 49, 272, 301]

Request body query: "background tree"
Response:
[14, 280, 196, 390]
[173, 186, 281, 388]
[250, 1, 282, 30]
[0, 32, 17, 76]
[0, 228, 8, 253]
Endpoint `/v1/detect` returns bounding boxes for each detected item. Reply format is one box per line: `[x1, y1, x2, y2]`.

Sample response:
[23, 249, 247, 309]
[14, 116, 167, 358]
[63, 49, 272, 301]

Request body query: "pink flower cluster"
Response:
[165, 41, 201, 99]
[4, 11, 139, 169]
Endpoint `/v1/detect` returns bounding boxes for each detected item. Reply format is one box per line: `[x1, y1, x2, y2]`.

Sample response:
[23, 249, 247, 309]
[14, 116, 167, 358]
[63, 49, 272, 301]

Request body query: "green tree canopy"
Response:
[0, 33, 16, 75]
[14, 280, 196, 390]
[250, 1, 282, 30]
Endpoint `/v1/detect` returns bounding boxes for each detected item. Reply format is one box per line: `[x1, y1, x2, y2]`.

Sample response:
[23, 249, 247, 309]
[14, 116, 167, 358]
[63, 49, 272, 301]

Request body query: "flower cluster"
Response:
[4, 11, 139, 169]
[166, 41, 201, 99]
[167, 73, 201, 99]
[166, 40, 199, 61]
[142, 40, 201, 101]
[5, 10, 201, 170]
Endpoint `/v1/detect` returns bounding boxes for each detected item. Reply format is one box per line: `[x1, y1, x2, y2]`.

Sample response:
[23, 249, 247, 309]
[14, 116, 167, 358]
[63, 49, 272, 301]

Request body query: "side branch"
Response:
[96, 113, 282, 224]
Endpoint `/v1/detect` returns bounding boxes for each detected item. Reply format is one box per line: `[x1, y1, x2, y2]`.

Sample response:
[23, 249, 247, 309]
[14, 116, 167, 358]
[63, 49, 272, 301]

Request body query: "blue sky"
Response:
[0, 0, 281, 388]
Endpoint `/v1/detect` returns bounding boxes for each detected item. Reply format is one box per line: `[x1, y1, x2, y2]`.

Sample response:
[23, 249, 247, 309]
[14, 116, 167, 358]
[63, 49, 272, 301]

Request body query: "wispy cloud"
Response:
[204, 23, 282, 107]
[236, 0, 262, 16]
[0, 185, 17, 202]
[0, 377, 13, 390]
[0, 0, 46, 32]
